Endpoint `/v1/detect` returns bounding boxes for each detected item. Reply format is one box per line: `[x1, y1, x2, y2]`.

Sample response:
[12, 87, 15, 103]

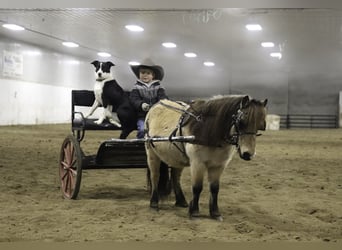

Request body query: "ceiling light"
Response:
[270, 52, 282, 59]
[162, 42, 177, 48]
[125, 25, 144, 32]
[24, 50, 42, 56]
[204, 61, 215, 67]
[129, 61, 140, 66]
[2, 23, 25, 31]
[261, 42, 275, 48]
[184, 52, 197, 58]
[58, 59, 80, 65]
[245, 24, 262, 31]
[62, 42, 79, 48]
[97, 52, 111, 57]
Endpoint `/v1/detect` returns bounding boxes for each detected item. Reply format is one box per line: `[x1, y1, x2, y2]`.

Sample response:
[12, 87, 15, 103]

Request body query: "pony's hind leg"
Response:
[158, 162, 171, 196]
[145, 147, 162, 210]
[171, 168, 188, 207]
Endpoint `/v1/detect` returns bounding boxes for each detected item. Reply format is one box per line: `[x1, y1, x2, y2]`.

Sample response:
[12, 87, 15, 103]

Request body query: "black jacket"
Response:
[129, 80, 168, 118]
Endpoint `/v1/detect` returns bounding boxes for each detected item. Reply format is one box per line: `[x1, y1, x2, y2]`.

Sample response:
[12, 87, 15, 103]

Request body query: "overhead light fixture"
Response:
[97, 52, 111, 57]
[245, 24, 262, 31]
[203, 61, 215, 67]
[125, 25, 144, 32]
[58, 59, 80, 65]
[24, 50, 42, 56]
[2, 23, 25, 31]
[261, 42, 275, 48]
[184, 52, 197, 58]
[270, 52, 282, 59]
[162, 42, 177, 48]
[62, 42, 79, 48]
[129, 61, 140, 66]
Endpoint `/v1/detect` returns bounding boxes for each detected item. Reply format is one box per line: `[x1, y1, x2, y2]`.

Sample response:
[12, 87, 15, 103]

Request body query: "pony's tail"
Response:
[158, 162, 172, 198]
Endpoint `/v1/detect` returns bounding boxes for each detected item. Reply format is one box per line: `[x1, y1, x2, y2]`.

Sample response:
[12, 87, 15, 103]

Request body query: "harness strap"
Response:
[168, 114, 188, 155]
[159, 101, 202, 121]
[158, 101, 195, 157]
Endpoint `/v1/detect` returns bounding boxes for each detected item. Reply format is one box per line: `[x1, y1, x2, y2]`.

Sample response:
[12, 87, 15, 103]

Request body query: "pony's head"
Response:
[187, 95, 267, 161]
[230, 95, 267, 160]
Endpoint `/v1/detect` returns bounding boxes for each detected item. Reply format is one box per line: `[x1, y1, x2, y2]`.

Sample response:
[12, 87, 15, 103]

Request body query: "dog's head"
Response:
[91, 60, 115, 81]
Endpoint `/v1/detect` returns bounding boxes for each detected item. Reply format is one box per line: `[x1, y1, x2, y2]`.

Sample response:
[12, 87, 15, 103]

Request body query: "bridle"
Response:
[225, 108, 262, 147]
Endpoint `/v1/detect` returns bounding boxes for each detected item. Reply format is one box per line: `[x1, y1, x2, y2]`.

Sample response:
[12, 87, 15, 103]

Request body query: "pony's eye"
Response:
[239, 119, 247, 129]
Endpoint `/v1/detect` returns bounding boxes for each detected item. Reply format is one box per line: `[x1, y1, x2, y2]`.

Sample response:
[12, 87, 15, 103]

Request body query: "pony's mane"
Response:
[186, 95, 246, 146]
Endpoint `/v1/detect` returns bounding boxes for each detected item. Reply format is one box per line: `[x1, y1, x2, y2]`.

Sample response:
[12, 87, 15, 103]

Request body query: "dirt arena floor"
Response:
[0, 124, 341, 242]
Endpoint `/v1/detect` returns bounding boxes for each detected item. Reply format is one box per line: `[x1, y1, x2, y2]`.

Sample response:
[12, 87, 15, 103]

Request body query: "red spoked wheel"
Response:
[59, 135, 83, 199]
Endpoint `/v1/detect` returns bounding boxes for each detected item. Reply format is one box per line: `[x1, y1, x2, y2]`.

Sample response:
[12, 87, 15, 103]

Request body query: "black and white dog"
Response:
[85, 61, 137, 139]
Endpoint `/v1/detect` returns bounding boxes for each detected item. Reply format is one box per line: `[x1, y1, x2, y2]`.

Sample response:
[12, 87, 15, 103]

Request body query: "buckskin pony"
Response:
[144, 95, 267, 221]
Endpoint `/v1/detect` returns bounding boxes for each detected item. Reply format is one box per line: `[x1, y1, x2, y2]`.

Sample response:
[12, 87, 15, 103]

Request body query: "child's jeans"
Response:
[136, 118, 145, 139]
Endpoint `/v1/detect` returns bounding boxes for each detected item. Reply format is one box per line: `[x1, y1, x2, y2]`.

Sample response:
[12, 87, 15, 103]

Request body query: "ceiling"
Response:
[1, 8, 342, 97]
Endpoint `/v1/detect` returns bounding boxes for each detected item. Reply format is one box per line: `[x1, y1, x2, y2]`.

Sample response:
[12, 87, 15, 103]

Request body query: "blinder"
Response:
[226, 108, 262, 147]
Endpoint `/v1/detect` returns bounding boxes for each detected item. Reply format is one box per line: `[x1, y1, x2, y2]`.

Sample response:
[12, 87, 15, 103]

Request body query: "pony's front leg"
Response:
[208, 168, 224, 221]
[189, 164, 205, 218]
[209, 181, 222, 221]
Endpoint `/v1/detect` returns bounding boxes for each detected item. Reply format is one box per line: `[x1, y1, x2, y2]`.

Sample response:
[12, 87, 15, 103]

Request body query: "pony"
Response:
[144, 95, 267, 221]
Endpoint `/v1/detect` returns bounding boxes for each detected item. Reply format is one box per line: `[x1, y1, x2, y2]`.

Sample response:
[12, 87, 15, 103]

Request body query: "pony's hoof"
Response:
[212, 215, 223, 222]
[150, 201, 159, 211]
[189, 214, 200, 220]
[175, 201, 188, 208]
[210, 212, 223, 221]
[189, 211, 200, 219]
[150, 207, 159, 212]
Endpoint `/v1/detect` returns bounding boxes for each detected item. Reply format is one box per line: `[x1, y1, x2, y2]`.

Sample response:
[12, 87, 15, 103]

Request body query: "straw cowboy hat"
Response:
[131, 58, 164, 81]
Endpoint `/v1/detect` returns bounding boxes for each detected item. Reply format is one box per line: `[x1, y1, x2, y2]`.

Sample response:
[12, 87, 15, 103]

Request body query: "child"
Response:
[129, 58, 168, 139]
[130, 59, 170, 194]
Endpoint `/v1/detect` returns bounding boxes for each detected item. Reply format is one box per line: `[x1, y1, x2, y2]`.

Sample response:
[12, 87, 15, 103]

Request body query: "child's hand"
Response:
[141, 103, 150, 111]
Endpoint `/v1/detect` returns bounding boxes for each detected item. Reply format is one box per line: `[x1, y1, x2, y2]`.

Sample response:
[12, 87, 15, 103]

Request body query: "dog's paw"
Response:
[109, 119, 122, 128]
[94, 119, 104, 125]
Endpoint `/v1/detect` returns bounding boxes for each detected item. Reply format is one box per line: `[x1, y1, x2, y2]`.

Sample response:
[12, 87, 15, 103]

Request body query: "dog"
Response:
[85, 60, 137, 139]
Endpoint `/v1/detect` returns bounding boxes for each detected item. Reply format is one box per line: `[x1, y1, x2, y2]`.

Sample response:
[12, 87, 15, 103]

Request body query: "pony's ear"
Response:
[240, 95, 250, 109]
[261, 99, 268, 107]
[91, 60, 99, 67]
[190, 99, 206, 110]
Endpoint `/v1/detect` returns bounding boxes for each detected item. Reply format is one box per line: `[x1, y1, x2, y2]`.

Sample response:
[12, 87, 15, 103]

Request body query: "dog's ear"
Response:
[106, 61, 115, 67]
[91, 60, 100, 67]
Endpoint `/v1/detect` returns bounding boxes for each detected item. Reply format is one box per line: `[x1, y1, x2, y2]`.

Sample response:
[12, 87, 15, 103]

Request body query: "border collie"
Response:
[85, 60, 137, 139]
[85, 61, 123, 127]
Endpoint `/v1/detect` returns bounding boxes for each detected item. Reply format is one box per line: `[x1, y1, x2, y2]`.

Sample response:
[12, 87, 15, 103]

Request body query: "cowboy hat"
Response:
[130, 58, 164, 81]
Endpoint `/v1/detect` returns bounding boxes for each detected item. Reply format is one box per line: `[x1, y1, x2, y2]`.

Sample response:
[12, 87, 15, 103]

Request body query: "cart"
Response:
[58, 90, 194, 199]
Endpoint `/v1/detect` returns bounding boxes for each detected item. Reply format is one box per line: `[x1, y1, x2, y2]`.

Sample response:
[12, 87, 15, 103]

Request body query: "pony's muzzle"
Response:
[241, 152, 252, 161]
[238, 148, 255, 161]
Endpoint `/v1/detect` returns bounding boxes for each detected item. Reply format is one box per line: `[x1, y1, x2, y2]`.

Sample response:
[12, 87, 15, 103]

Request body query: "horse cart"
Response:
[58, 90, 194, 199]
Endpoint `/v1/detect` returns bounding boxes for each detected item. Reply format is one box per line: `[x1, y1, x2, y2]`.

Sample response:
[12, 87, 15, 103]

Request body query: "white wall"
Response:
[0, 79, 73, 125]
[0, 36, 94, 125]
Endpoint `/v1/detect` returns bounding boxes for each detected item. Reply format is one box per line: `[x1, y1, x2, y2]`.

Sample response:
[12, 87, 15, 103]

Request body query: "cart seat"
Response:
[71, 90, 122, 130]
[71, 90, 124, 141]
